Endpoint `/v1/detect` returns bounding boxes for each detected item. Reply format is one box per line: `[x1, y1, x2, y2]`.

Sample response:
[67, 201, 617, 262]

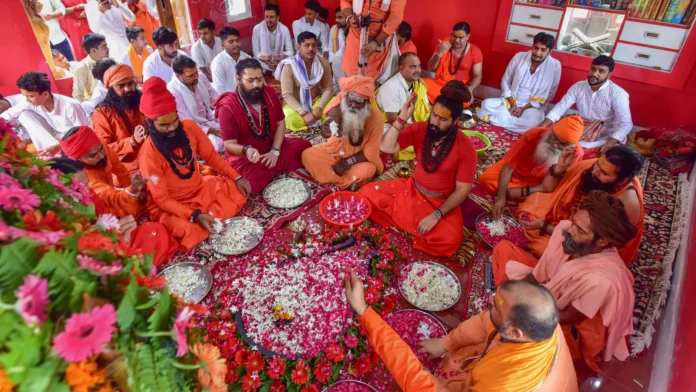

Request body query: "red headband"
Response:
[59, 126, 102, 160]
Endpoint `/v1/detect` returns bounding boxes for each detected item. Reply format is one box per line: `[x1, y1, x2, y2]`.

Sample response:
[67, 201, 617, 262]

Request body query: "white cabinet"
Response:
[511, 5, 564, 30]
[613, 42, 678, 71]
[507, 24, 558, 45]
[619, 21, 687, 51]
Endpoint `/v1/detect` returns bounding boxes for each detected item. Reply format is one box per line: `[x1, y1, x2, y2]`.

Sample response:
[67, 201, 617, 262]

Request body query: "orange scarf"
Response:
[128, 44, 150, 79]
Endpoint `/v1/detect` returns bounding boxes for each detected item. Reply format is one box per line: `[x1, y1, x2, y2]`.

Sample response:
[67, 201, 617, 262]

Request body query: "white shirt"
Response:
[168, 77, 219, 133]
[252, 22, 294, 59]
[377, 72, 413, 130]
[142, 50, 187, 83]
[546, 80, 633, 148]
[210, 50, 253, 94]
[120, 45, 154, 69]
[190, 37, 223, 71]
[1, 94, 90, 139]
[292, 17, 330, 53]
[84, 0, 135, 62]
[328, 24, 347, 63]
[501, 51, 561, 109]
[38, 0, 67, 45]
[81, 82, 107, 116]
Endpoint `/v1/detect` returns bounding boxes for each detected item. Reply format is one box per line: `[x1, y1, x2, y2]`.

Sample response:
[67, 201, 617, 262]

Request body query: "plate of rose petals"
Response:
[476, 213, 529, 249]
[323, 380, 377, 392]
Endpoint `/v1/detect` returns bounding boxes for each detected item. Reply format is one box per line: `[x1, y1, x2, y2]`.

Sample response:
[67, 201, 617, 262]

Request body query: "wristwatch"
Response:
[270, 148, 280, 157]
[190, 209, 202, 223]
[433, 208, 443, 220]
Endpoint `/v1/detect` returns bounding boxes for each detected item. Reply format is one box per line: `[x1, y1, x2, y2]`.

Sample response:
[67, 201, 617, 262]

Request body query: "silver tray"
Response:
[157, 262, 213, 304]
[388, 309, 448, 337]
[398, 261, 461, 312]
[211, 217, 263, 256]
[263, 177, 311, 209]
[322, 380, 377, 392]
[475, 213, 525, 249]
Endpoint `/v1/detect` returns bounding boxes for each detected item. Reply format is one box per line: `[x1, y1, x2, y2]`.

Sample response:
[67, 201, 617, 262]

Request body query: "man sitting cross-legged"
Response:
[517, 144, 644, 264]
[360, 80, 477, 257]
[493, 191, 637, 372]
[91, 64, 147, 174]
[168, 55, 224, 152]
[215, 58, 311, 195]
[137, 77, 250, 250]
[301, 76, 383, 190]
[275, 31, 334, 132]
[478, 115, 584, 218]
[343, 269, 578, 391]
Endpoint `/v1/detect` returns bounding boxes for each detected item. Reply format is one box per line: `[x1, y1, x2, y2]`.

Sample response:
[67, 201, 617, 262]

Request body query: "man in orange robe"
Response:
[493, 191, 637, 372]
[137, 77, 249, 250]
[517, 145, 644, 264]
[361, 81, 477, 256]
[396, 21, 417, 55]
[343, 270, 578, 391]
[340, 0, 405, 84]
[126, 0, 160, 50]
[59, 125, 147, 219]
[301, 76, 383, 189]
[91, 64, 148, 174]
[479, 115, 585, 218]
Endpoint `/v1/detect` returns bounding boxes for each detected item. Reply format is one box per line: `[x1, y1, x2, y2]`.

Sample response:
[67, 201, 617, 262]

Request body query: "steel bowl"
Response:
[475, 213, 525, 249]
[322, 380, 378, 392]
[211, 217, 263, 256]
[263, 177, 311, 209]
[398, 261, 462, 312]
[157, 262, 213, 304]
[388, 309, 448, 337]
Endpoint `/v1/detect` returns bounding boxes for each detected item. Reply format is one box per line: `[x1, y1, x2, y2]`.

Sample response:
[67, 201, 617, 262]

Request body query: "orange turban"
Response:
[323, 76, 376, 115]
[140, 77, 177, 119]
[59, 126, 101, 160]
[552, 115, 584, 144]
[103, 64, 136, 89]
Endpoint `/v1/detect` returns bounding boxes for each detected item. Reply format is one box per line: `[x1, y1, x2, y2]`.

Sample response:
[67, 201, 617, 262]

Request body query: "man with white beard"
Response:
[301, 76, 383, 190]
[478, 115, 585, 218]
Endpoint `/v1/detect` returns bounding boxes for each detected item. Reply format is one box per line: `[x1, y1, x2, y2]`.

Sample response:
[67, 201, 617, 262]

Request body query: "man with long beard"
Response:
[493, 191, 637, 373]
[137, 77, 249, 250]
[301, 76, 383, 189]
[479, 115, 584, 218]
[215, 58, 311, 195]
[91, 64, 146, 173]
[517, 144, 644, 264]
[360, 80, 477, 257]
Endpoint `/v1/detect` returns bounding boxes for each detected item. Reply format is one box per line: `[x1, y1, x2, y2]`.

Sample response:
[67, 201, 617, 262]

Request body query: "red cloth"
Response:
[215, 86, 311, 194]
[58, 0, 91, 61]
[140, 77, 177, 119]
[59, 125, 101, 159]
[398, 122, 478, 194]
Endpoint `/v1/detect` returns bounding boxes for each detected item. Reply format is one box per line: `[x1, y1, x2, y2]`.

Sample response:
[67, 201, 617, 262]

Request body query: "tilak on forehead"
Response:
[597, 155, 618, 176]
[182, 68, 198, 77]
[433, 105, 452, 119]
[156, 112, 179, 124]
[452, 30, 467, 38]
[495, 286, 504, 307]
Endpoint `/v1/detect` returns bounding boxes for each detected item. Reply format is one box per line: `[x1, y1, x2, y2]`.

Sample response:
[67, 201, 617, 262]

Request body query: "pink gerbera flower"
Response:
[96, 214, 120, 231]
[77, 255, 123, 276]
[16, 275, 49, 327]
[0, 186, 41, 213]
[174, 307, 195, 357]
[53, 304, 117, 363]
[0, 172, 21, 189]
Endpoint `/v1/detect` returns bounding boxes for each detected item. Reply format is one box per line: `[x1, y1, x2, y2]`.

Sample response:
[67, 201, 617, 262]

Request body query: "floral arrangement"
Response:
[0, 121, 219, 391]
[203, 223, 404, 392]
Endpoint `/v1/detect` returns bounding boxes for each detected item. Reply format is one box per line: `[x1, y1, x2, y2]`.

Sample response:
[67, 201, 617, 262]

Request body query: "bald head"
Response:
[499, 280, 559, 342]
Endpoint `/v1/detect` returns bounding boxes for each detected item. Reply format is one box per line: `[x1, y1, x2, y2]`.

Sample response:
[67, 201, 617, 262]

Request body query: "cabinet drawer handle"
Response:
[644, 31, 660, 39]
[529, 14, 542, 20]
[635, 52, 651, 60]
[513, 39, 520, 42]
[526, 33, 535, 38]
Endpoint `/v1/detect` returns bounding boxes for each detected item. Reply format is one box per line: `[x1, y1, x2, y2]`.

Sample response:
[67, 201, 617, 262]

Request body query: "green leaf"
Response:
[148, 287, 174, 333]
[0, 237, 42, 293]
[127, 343, 181, 391]
[68, 279, 96, 313]
[18, 356, 68, 392]
[135, 294, 161, 311]
[0, 324, 44, 384]
[0, 311, 20, 344]
[32, 249, 78, 313]
[117, 279, 139, 332]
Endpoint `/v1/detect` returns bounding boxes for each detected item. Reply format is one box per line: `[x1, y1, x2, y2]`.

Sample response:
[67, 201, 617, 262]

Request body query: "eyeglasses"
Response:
[242, 77, 265, 86]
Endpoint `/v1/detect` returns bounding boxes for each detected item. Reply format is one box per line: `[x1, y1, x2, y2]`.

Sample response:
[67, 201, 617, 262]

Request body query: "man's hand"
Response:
[197, 213, 216, 233]
[493, 196, 506, 219]
[398, 93, 417, 124]
[347, 14, 360, 30]
[436, 40, 452, 56]
[245, 147, 260, 163]
[519, 215, 544, 231]
[418, 338, 446, 360]
[597, 138, 619, 155]
[260, 152, 278, 168]
[540, 118, 553, 128]
[134, 125, 147, 144]
[361, 40, 379, 57]
[118, 215, 137, 243]
[323, 51, 330, 60]
[342, 268, 369, 315]
[510, 106, 524, 118]
[417, 213, 440, 235]
[321, 119, 337, 138]
[311, 107, 323, 121]
[208, 128, 221, 138]
[43, 12, 58, 21]
[302, 112, 316, 126]
[556, 144, 577, 173]
[39, 144, 62, 158]
[334, 159, 352, 176]
[78, 10, 86, 18]
[130, 171, 148, 193]
[235, 177, 251, 197]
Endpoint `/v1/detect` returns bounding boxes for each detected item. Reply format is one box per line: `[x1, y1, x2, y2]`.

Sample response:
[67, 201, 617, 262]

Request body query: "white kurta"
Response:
[0, 94, 90, 150]
[84, 0, 135, 62]
[545, 80, 633, 148]
[252, 22, 294, 59]
[210, 51, 270, 94]
[329, 24, 347, 91]
[167, 76, 223, 151]
[292, 17, 330, 54]
[81, 82, 107, 116]
[377, 72, 413, 131]
[190, 37, 223, 72]
[142, 50, 188, 84]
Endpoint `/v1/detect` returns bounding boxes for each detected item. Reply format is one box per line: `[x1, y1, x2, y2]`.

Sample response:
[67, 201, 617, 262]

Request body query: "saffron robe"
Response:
[301, 106, 384, 188]
[359, 122, 477, 256]
[493, 221, 635, 372]
[516, 159, 644, 264]
[86, 142, 145, 219]
[91, 106, 145, 174]
[478, 127, 584, 195]
[138, 120, 247, 250]
[423, 38, 483, 104]
[400, 39, 418, 55]
[215, 86, 311, 195]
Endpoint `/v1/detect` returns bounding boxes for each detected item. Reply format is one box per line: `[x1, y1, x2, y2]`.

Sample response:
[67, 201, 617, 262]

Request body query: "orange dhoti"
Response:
[478, 160, 547, 195]
[360, 178, 463, 256]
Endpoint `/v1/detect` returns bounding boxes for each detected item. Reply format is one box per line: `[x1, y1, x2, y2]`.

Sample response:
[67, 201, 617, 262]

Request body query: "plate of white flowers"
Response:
[209, 217, 264, 256]
[158, 262, 212, 303]
[399, 261, 461, 312]
[263, 177, 311, 209]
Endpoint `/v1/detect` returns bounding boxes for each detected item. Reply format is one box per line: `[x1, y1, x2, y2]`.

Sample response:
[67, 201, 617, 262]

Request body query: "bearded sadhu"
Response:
[360, 80, 477, 257]
[478, 115, 585, 218]
[493, 191, 638, 373]
[137, 77, 249, 250]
